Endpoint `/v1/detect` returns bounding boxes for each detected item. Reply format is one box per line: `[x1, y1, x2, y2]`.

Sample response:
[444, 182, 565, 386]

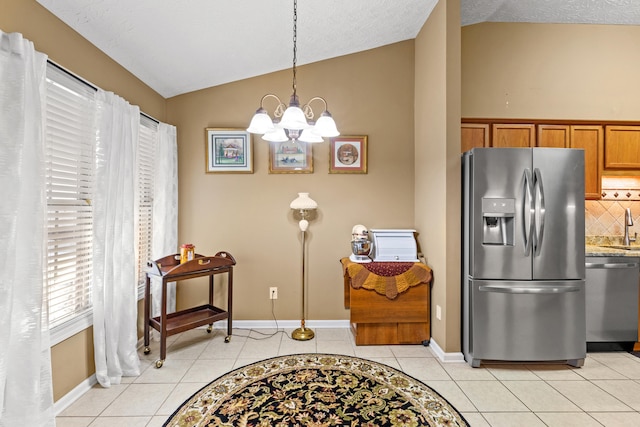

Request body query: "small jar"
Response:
[180, 244, 195, 264]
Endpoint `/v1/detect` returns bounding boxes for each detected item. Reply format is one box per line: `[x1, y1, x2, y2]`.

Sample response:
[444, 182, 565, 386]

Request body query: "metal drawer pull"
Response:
[198, 259, 211, 265]
[585, 262, 639, 269]
[479, 284, 580, 294]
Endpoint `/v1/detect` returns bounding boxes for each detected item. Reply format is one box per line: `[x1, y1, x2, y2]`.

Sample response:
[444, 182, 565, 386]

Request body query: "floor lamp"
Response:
[290, 192, 317, 341]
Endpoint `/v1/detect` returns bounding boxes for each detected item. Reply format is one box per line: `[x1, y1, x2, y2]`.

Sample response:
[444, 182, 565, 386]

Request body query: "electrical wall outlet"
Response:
[436, 305, 442, 320]
[269, 287, 278, 299]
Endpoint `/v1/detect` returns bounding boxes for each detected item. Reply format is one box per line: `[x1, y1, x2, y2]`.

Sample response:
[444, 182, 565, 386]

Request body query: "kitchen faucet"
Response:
[624, 208, 637, 246]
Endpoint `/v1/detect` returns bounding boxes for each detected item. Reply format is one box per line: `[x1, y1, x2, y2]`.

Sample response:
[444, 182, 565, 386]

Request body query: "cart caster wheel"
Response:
[206, 325, 213, 333]
[143, 346, 151, 355]
[155, 359, 164, 369]
[224, 335, 231, 343]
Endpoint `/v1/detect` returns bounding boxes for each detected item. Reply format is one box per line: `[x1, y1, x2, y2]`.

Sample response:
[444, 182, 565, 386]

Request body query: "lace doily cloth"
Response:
[341, 258, 432, 299]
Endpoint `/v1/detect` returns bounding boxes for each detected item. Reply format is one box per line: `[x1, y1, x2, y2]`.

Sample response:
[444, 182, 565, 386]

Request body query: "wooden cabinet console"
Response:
[144, 251, 236, 368]
[341, 258, 432, 345]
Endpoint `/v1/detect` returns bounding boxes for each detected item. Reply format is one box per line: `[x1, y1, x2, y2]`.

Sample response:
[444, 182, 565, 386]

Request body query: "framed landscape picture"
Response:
[329, 135, 368, 174]
[268, 140, 313, 174]
[205, 128, 253, 173]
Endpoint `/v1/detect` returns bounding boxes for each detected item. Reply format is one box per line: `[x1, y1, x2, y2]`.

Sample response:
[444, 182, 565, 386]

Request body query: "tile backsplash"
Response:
[585, 200, 640, 237]
[586, 177, 640, 238]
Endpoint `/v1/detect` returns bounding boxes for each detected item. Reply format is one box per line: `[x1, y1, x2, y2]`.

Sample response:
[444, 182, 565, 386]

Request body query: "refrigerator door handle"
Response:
[523, 168, 535, 256]
[479, 284, 581, 294]
[533, 168, 546, 256]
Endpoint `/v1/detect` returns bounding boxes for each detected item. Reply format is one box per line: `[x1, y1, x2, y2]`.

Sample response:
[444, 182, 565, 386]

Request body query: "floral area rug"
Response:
[164, 353, 468, 427]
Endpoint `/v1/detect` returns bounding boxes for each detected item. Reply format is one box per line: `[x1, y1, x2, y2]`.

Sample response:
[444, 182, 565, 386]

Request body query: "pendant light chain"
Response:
[246, 0, 339, 141]
[292, 0, 298, 98]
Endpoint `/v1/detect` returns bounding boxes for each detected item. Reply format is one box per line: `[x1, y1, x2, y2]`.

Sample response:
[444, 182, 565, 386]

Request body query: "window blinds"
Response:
[44, 64, 96, 330]
[137, 116, 156, 287]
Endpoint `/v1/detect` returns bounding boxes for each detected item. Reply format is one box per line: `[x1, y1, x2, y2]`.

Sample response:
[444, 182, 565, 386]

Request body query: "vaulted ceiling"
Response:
[36, 0, 640, 98]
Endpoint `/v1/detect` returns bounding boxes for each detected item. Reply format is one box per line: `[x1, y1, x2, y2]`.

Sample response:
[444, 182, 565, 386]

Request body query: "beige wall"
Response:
[414, 0, 462, 353]
[166, 41, 416, 321]
[2, 0, 167, 401]
[462, 22, 640, 120]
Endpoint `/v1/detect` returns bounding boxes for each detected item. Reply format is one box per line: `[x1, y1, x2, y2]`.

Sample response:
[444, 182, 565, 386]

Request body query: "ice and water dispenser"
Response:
[481, 198, 515, 246]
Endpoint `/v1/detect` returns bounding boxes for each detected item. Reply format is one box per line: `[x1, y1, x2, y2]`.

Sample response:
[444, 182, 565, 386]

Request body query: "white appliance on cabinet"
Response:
[369, 229, 419, 262]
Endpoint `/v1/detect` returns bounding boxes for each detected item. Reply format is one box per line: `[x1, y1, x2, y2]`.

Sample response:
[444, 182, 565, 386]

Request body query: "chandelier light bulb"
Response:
[279, 105, 311, 130]
[299, 128, 324, 143]
[312, 111, 339, 137]
[262, 128, 288, 142]
[246, 108, 275, 134]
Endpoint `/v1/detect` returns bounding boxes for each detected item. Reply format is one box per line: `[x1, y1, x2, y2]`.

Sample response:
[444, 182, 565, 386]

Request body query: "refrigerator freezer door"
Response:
[532, 149, 585, 280]
[465, 148, 532, 280]
[465, 279, 586, 366]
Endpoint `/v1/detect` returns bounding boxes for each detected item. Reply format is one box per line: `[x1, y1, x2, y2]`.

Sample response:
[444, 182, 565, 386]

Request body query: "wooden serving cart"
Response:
[143, 251, 236, 368]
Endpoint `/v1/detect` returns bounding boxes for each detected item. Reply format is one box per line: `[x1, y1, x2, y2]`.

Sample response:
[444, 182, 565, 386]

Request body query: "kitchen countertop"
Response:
[586, 236, 640, 257]
[586, 245, 640, 257]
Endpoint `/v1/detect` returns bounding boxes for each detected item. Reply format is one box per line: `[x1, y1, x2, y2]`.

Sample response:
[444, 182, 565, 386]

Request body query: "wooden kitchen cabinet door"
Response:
[537, 124, 570, 148]
[604, 125, 640, 169]
[570, 125, 603, 200]
[492, 124, 535, 148]
[461, 123, 489, 153]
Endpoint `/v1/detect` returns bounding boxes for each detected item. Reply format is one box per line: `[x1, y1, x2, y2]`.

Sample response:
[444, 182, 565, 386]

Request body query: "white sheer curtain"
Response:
[151, 123, 179, 317]
[93, 90, 141, 387]
[0, 31, 55, 426]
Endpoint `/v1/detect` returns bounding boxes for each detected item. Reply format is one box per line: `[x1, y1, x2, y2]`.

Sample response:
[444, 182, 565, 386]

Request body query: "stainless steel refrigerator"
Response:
[462, 148, 586, 368]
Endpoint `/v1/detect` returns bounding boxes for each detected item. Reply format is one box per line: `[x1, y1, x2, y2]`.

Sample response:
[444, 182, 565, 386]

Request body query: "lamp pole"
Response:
[292, 210, 314, 341]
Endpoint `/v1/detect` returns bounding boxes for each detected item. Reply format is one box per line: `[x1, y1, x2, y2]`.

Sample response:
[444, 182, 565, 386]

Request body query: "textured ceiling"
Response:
[462, 0, 640, 26]
[36, 0, 640, 98]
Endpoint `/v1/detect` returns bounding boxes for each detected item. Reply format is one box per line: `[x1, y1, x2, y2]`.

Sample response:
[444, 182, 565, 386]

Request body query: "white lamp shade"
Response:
[247, 110, 274, 134]
[290, 192, 318, 210]
[262, 128, 288, 142]
[280, 105, 311, 130]
[298, 128, 324, 143]
[312, 113, 339, 137]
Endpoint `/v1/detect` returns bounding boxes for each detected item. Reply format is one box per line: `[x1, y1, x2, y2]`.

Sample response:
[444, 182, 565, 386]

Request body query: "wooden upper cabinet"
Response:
[537, 124, 570, 148]
[604, 126, 640, 169]
[461, 123, 489, 153]
[570, 125, 603, 200]
[492, 124, 536, 148]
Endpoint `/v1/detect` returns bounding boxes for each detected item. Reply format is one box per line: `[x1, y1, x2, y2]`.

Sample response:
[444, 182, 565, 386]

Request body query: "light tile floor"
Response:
[56, 328, 640, 426]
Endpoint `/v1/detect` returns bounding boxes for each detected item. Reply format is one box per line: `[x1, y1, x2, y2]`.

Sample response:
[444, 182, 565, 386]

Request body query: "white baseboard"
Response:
[217, 319, 351, 330]
[54, 374, 97, 416]
[428, 338, 465, 363]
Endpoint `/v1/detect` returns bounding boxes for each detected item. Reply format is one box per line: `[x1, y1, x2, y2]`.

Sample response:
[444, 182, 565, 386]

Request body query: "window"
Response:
[44, 62, 160, 344]
[45, 64, 96, 343]
[136, 116, 157, 293]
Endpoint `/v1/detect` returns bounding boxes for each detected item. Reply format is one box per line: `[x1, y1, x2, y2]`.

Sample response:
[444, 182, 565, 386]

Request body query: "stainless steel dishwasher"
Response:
[585, 256, 639, 342]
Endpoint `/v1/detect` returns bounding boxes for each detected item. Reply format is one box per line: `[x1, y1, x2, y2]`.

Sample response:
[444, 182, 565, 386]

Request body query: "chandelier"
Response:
[246, 0, 339, 143]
